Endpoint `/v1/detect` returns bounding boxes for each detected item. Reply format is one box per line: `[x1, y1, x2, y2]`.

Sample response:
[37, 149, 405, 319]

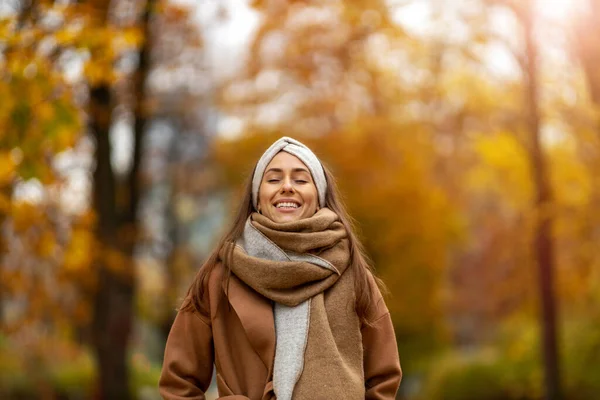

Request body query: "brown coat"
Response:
[159, 263, 402, 400]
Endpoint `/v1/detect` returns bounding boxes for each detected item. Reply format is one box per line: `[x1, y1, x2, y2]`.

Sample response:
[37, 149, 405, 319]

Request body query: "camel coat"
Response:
[159, 263, 401, 400]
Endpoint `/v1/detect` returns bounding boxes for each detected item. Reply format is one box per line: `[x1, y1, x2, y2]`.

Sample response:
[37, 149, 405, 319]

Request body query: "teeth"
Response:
[276, 202, 300, 208]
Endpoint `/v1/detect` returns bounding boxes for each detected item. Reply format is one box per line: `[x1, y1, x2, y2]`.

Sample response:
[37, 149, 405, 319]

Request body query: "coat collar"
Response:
[223, 274, 275, 374]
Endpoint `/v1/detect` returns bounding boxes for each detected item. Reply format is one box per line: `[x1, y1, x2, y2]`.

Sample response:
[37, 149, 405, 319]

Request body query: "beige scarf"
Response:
[225, 208, 364, 399]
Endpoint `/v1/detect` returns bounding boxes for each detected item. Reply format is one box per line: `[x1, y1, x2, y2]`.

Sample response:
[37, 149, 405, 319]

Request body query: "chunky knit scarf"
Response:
[227, 208, 354, 400]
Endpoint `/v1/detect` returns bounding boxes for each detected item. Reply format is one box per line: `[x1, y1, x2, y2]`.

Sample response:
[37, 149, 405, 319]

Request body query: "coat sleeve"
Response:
[362, 273, 402, 400]
[159, 309, 214, 400]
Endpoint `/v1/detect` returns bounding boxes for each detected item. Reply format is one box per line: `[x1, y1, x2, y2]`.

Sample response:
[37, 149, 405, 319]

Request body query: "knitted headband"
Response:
[252, 137, 327, 210]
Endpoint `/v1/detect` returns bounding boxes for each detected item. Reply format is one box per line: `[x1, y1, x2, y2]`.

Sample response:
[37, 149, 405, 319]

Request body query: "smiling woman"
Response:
[159, 137, 402, 400]
[258, 152, 319, 223]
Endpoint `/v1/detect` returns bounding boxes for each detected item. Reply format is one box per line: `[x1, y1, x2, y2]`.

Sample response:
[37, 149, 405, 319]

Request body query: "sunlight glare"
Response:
[535, 0, 581, 23]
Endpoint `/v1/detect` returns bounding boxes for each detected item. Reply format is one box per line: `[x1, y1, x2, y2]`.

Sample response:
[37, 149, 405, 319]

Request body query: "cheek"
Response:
[258, 187, 268, 205]
[259, 185, 277, 205]
[303, 187, 318, 205]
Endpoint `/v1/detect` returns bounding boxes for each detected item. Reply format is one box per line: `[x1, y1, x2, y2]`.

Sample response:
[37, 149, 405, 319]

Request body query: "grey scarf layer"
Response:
[237, 218, 337, 400]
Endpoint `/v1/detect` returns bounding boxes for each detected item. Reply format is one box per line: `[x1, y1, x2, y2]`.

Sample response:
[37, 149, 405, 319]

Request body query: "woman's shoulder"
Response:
[363, 268, 389, 321]
[179, 260, 226, 317]
[361, 265, 384, 290]
[206, 261, 225, 290]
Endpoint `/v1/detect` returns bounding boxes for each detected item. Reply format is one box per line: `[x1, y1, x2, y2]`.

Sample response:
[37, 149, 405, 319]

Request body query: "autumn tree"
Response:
[522, 2, 561, 398]
[85, 0, 155, 396]
[1, 0, 85, 333]
[1, 0, 204, 397]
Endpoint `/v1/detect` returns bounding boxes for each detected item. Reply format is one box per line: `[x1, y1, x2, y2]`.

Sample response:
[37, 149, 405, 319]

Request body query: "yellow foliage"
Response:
[467, 131, 533, 209]
[37, 102, 55, 124]
[54, 27, 79, 46]
[549, 143, 592, 209]
[121, 27, 145, 49]
[12, 202, 43, 233]
[104, 247, 132, 276]
[63, 230, 95, 273]
[0, 190, 11, 213]
[73, 301, 92, 325]
[0, 151, 16, 186]
[84, 61, 115, 86]
[38, 230, 57, 258]
[78, 210, 97, 228]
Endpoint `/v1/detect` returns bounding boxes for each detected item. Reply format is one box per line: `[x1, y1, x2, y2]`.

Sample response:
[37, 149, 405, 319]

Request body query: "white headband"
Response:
[252, 137, 327, 210]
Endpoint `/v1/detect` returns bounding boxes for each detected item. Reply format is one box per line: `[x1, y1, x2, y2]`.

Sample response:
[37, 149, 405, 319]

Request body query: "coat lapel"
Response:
[224, 274, 275, 373]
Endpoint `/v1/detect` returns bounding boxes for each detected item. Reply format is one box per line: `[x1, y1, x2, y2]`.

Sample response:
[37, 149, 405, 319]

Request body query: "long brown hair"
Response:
[180, 161, 386, 326]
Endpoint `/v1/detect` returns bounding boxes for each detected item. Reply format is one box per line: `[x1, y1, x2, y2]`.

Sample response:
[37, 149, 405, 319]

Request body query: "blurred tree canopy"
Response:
[1, 0, 206, 398]
[2, 0, 600, 399]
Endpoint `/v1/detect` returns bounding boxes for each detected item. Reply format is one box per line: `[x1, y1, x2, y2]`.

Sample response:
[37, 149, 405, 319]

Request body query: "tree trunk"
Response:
[0, 187, 10, 325]
[89, 82, 133, 399]
[522, 4, 562, 400]
[88, 1, 153, 398]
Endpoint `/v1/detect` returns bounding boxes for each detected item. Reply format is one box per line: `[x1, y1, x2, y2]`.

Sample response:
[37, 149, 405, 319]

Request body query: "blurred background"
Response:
[1, 0, 599, 399]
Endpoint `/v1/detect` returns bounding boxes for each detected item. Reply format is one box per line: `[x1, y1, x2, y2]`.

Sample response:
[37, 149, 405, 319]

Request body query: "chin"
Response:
[264, 207, 314, 223]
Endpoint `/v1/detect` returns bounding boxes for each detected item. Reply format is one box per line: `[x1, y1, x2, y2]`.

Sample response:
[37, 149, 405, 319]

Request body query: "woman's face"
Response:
[258, 151, 319, 223]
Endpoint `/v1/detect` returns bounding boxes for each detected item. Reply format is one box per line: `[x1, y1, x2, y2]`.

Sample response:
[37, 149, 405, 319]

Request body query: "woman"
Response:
[159, 137, 402, 400]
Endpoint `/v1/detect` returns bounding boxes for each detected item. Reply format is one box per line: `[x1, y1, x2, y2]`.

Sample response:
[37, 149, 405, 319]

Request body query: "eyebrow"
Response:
[264, 167, 310, 174]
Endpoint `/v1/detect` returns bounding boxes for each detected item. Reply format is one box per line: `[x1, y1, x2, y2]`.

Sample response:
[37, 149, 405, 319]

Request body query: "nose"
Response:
[280, 177, 294, 193]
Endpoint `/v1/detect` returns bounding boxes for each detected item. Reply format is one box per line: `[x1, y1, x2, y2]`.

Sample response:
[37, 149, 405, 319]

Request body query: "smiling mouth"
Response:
[274, 201, 301, 210]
